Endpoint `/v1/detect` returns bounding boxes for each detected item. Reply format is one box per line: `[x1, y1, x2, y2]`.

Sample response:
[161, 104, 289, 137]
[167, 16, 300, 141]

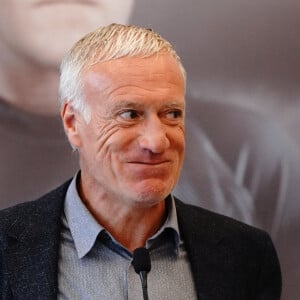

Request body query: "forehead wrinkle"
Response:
[102, 85, 173, 105]
[84, 55, 184, 94]
[106, 77, 184, 96]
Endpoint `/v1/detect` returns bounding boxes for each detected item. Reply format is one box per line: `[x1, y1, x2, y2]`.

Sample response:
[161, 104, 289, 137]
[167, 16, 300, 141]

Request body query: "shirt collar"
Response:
[64, 173, 103, 258]
[64, 173, 181, 258]
[147, 194, 180, 249]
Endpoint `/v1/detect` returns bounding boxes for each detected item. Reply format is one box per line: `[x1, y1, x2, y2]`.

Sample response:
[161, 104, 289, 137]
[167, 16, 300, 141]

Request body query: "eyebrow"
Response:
[163, 102, 185, 109]
[109, 100, 185, 111]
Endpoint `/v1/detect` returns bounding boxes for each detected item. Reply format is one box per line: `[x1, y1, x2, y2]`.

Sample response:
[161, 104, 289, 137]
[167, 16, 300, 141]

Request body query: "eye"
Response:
[119, 109, 140, 120]
[165, 109, 183, 119]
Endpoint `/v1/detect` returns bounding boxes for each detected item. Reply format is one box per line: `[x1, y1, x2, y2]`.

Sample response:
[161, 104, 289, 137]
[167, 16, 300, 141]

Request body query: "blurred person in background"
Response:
[0, 0, 134, 208]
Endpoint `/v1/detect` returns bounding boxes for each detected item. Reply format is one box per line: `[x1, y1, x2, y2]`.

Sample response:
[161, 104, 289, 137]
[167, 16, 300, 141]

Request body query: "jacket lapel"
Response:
[176, 199, 233, 300]
[3, 182, 69, 299]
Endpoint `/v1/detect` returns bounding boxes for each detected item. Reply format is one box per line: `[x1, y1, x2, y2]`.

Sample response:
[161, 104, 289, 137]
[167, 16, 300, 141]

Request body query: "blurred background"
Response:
[132, 0, 300, 141]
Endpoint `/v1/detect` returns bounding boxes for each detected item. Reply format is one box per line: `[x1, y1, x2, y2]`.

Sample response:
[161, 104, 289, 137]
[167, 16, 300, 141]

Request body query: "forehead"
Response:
[82, 54, 185, 102]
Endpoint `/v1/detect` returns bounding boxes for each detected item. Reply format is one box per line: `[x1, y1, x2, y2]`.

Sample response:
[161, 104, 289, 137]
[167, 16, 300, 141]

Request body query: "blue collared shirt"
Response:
[57, 174, 197, 299]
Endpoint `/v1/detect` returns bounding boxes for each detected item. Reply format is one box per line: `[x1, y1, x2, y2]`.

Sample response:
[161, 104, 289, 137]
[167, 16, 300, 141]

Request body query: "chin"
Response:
[131, 196, 165, 209]
[129, 184, 172, 207]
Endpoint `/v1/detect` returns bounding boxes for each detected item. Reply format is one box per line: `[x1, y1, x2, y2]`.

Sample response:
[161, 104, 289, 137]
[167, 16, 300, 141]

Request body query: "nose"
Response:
[138, 116, 170, 154]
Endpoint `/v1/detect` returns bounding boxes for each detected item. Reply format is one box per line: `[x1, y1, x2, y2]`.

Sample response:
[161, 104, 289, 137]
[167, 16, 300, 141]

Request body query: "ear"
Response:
[61, 102, 83, 148]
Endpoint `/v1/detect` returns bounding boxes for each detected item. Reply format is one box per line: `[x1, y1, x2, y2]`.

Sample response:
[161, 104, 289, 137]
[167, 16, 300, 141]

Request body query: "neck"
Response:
[79, 180, 167, 252]
[0, 48, 60, 116]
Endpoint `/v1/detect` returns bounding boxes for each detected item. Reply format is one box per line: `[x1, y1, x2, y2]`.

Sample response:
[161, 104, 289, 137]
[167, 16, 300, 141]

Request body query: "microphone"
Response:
[132, 247, 151, 300]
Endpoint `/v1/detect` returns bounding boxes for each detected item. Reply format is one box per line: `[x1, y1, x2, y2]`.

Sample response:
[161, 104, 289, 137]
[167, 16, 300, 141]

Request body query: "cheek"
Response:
[171, 126, 185, 153]
[171, 128, 185, 173]
[93, 123, 133, 159]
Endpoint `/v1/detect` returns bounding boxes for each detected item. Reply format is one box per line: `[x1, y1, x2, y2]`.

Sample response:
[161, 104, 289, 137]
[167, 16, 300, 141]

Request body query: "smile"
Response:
[34, 0, 98, 6]
[128, 161, 170, 165]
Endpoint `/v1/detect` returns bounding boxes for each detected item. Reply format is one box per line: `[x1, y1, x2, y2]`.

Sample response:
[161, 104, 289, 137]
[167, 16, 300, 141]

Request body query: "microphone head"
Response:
[132, 247, 151, 274]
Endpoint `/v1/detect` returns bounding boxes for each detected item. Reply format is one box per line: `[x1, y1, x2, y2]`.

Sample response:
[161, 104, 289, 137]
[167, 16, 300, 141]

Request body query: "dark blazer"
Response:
[0, 181, 281, 300]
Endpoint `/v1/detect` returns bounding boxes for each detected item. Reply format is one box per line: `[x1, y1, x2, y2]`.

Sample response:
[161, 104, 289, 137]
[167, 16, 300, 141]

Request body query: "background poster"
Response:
[1, 1, 299, 299]
[132, 3, 300, 298]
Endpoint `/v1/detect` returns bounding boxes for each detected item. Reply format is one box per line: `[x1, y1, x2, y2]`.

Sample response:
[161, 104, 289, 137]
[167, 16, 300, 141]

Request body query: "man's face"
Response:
[0, 0, 134, 67]
[64, 53, 185, 207]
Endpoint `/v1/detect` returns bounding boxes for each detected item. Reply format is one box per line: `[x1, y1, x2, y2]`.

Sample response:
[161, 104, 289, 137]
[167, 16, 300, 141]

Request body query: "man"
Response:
[0, 24, 281, 299]
[0, 0, 134, 208]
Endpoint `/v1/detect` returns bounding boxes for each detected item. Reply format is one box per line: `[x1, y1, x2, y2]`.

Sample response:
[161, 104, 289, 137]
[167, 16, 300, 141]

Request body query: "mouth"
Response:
[34, 0, 98, 6]
[128, 160, 170, 166]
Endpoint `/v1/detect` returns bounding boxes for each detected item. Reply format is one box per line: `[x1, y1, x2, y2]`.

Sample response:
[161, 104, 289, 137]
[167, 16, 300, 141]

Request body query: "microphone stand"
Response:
[132, 247, 151, 300]
[139, 271, 149, 300]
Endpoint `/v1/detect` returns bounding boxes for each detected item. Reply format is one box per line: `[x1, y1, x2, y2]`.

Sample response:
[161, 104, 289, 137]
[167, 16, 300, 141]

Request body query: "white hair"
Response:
[59, 23, 186, 122]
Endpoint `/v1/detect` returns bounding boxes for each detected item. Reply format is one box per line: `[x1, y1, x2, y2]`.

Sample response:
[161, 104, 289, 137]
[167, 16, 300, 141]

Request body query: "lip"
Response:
[34, 0, 98, 6]
[127, 161, 170, 165]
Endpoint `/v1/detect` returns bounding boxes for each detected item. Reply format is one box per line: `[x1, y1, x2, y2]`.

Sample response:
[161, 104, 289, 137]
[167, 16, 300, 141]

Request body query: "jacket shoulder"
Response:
[175, 198, 282, 299]
[175, 197, 268, 239]
[0, 180, 71, 233]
